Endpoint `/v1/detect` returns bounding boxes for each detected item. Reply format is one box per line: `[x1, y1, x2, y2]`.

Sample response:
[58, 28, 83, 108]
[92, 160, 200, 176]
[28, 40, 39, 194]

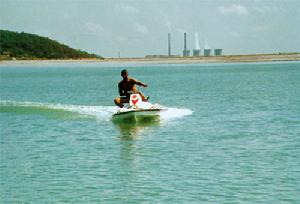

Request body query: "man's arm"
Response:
[131, 78, 148, 87]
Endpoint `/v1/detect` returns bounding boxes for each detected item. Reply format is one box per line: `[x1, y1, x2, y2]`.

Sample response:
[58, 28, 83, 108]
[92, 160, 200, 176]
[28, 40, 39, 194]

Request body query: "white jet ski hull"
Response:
[112, 93, 165, 121]
[112, 109, 163, 123]
[113, 108, 162, 117]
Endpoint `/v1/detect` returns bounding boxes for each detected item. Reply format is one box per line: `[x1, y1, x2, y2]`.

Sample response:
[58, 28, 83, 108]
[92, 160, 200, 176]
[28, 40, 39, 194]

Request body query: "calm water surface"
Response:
[1, 61, 300, 203]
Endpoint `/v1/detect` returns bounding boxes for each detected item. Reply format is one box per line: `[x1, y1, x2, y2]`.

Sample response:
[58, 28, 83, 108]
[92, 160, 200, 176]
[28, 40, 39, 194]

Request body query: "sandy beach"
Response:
[1, 53, 300, 65]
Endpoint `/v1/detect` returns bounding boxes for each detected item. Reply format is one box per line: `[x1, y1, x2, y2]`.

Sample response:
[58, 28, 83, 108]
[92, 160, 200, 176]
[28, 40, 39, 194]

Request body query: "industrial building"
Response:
[193, 32, 201, 57]
[193, 50, 200, 56]
[214, 49, 222, 56]
[182, 32, 190, 57]
[168, 33, 171, 56]
[148, 32, 223, 58]
[204, 49, 211, 56]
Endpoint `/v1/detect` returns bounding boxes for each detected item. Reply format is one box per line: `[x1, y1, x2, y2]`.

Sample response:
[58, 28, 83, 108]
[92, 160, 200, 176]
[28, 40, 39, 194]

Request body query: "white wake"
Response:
[0, 100, 193, 121]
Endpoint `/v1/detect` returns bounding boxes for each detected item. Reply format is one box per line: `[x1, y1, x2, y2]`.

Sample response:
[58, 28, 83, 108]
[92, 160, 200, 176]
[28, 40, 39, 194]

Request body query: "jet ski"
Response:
[112, 93, 165, 121]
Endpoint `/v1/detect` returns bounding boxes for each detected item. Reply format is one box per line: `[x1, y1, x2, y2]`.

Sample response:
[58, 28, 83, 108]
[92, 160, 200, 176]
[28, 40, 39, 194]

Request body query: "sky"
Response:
[1, 0, 300, 58]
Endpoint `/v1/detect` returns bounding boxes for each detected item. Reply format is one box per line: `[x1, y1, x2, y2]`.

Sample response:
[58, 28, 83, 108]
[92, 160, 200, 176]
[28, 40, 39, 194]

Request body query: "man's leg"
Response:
[114, 97, 124, 108]
[132, 87, 148, 101]
[136, 91, 148, 101]
[114, 97, 129, 108]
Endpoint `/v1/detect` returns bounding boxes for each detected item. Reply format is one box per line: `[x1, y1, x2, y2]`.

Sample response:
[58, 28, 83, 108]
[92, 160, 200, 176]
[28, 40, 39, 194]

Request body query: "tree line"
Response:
[0, 30, 103, 59]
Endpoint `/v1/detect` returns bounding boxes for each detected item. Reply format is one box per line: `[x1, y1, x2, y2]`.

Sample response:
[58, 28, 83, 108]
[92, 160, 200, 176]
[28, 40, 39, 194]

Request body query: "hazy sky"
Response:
[1, 0, 300, 57]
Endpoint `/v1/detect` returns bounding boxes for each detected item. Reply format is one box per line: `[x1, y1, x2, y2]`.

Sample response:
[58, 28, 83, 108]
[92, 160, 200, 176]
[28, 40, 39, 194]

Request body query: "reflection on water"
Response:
[113, 115, 161, 178]
[112, 114, 160, 140]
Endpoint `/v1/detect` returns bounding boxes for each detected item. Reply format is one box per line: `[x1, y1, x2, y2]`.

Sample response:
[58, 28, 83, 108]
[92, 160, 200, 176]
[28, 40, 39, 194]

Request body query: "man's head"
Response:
[121, 69, 128, 79]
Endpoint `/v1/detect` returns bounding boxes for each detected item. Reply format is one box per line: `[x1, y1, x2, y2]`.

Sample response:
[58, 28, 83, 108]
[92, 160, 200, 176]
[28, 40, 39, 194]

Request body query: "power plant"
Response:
[182, 32, 222, 57]
[147, 32, 223, 58]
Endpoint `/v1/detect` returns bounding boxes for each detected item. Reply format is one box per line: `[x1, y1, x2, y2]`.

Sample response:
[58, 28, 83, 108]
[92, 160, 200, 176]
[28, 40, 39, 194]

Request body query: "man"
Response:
[114, 69, 148, 108]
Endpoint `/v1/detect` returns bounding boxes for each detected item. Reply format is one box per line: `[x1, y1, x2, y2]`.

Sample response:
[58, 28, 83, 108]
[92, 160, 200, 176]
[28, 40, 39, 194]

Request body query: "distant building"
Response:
[214, 49, 223, 56]
[183, 50, 190, 57]
[193, 50, 200, 56]
[182, 32, 190, 57]
[204, 49, 211, 56]
[193, 32, 201, 57]
[145, 55, 180, 58]
[168, 33, 171, 56]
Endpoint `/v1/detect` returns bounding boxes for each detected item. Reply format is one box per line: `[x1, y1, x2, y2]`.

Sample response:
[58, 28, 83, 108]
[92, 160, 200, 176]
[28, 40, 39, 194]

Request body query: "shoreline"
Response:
[1, 53, 300, 65]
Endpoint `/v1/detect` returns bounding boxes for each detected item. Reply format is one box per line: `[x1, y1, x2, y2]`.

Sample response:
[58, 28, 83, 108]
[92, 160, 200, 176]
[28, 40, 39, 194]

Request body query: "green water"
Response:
[1, 61, 300, 203]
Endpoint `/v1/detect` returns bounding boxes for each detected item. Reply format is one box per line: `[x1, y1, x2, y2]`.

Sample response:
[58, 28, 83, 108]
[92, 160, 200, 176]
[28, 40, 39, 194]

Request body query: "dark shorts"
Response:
[119, 96, 129, 104]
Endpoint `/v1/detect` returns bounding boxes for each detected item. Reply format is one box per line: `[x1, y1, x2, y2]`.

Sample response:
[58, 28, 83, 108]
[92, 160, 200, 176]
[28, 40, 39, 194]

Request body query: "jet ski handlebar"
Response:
[127, 91, 135, 95]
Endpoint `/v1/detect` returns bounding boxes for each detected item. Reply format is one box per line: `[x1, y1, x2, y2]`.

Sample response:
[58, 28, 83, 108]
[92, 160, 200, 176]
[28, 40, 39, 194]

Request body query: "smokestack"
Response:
[184, 32, 187, 52]
[168, 33, 171, 56]
[183, 32, 189, 57]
